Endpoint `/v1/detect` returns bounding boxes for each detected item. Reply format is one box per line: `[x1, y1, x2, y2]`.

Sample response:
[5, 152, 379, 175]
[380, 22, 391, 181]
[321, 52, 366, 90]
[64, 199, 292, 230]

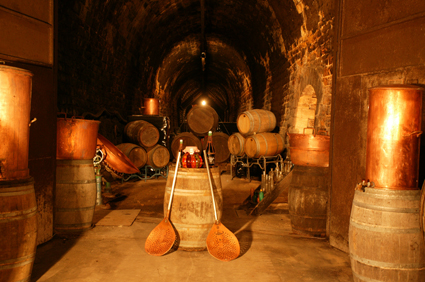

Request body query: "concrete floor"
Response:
[31, 170, 353, 282]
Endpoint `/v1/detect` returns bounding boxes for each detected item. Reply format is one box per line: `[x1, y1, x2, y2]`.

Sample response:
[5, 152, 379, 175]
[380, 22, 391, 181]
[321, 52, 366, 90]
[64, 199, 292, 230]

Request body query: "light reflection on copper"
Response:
[0, 66, 33, 180]
[366, 85, 423, 190]
[57, 117, 100, 160]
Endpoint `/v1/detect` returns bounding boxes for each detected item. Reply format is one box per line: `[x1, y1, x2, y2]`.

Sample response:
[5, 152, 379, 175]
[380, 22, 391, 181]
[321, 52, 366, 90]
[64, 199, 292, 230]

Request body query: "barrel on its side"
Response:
[146, 145, 170, 169]
[116, 143, 147, 168]
[236, 109, 276, 135]
[0, 178, 37, 282]
[203, 132, 230, 163]
[186, 105, 219, 136]
[228, 132, 246, 156]
[164, 166, 223, 251]
[349, 188, 425, 282]
[288, 166, 328, 237]
[124, 120, 160, 148]
[244, 133, 284, 158]
[55, 160, 96, 234]
[171, 132, 203, 160]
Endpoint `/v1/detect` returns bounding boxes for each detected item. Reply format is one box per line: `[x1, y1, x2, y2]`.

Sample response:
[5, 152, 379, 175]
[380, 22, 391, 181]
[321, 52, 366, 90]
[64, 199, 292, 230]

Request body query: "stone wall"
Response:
[280, 16, 333, 147]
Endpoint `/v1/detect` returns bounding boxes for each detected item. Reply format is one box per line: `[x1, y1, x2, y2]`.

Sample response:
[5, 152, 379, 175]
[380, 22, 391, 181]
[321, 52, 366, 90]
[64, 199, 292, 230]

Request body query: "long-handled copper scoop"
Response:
[145, 140, 183, 256]
[204, 150, 240, 261]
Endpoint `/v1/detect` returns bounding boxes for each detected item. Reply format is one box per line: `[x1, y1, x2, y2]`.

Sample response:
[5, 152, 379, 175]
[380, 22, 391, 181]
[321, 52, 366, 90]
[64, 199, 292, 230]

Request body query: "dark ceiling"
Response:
[58, 0, 332, 122]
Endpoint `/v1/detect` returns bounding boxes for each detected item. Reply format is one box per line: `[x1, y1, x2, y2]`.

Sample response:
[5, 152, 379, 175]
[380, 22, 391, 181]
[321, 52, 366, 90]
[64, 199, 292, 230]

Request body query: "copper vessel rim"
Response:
[0, 65, 33, 76]
[57, 117, 101, 124]
[369, 84, 424, 91]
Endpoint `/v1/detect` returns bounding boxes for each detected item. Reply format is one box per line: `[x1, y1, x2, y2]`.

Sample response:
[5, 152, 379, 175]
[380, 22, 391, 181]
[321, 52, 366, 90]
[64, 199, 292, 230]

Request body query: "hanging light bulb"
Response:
[201, 52, 206, 72]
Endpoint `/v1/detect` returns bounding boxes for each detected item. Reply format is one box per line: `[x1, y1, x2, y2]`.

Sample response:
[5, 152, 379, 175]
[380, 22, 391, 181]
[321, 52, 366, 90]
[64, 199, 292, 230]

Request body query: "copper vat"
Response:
[366, 85, 423, 190]
[288, 129, 330, 167]
[97, 134, 140, 175]
[0, 65, 33, 180]
[142, 98, 159, 115]
[57, 116, 101, 160]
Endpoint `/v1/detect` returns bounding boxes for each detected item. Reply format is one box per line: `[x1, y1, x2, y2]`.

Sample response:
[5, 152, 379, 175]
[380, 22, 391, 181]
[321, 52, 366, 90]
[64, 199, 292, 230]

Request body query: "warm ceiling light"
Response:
[201, 100, 207, 106]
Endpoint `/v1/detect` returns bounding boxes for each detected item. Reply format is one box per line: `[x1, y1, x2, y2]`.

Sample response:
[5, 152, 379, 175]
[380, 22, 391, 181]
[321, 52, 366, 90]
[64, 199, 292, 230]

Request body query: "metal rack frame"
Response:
[230, 154, 284, 182]
[121, 165, 169, 182]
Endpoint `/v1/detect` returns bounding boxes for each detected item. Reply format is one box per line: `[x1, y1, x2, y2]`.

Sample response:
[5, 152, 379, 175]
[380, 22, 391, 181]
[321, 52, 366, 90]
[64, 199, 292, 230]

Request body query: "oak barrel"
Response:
[186, 105, 219, 136]
[0, 66, 33, 181]
[116, 143, 147, 168]
[228, 132, 246, 156]
[124, 120, 160, 148]
[202, 132, 230, 163]
[171, 132, 203, 160]
[349, 188, 425, 282]
[288, 166, 328, 237]
[164, 166, 223, 251]
[236, 109, 276, 135]
[244, 133, 284, 158]
[55, 160, 96, 234]
[146, 144, 170, 169]
[0, 178, 37, 282]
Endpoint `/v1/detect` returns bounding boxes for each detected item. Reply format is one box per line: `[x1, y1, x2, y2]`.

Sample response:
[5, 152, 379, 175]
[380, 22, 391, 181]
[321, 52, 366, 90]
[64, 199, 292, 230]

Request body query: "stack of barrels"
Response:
[0, 65, 38, 282]
[349, 85, 425, 281]
[120, 119, 169, 170]
[227, 109, 284, 159]
[55, 116, 100, 234]
[171, 105, 231, 164]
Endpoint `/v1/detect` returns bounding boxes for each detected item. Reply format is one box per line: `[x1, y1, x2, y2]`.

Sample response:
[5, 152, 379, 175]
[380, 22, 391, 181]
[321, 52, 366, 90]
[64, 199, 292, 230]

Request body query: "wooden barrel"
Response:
[236, 109, 276, 135]
[202, 132, 230, 163]
[146, 144, 170, 169]
[0, 178, 37, 282]
[55, 159, 96, 234]
[349, 188, 425, 282]
[288, 166, 328, 237]
[228, 132, 246, 156]
[186, 105, 219, 136]
[0, 66, 33, 181]
[171, 132, 203, 160]
[124, 120, 160, 148]
[116, 143, 147, 168]
[244, 133, 284, 158]
[164, 166, 223, 251]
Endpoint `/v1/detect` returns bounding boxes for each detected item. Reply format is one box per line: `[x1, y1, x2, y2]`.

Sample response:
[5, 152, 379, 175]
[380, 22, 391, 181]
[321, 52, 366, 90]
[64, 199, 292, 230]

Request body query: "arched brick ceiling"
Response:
[58, 0, 310, 122]
[120, 0, 303, 120]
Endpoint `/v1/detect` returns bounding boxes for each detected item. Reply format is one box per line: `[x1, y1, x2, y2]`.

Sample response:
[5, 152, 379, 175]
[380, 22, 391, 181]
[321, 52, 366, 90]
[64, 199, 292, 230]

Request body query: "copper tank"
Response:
[366, 85, 423, 190]
[57, 116, 101, 160]
[288, 129, 330, 167]
[0, 65, 33, 181]
[142, 98, 159, 115]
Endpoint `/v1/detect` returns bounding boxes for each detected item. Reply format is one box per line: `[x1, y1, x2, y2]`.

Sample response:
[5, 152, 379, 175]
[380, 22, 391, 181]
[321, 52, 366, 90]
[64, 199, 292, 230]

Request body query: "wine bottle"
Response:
[206, 131, 215, 166]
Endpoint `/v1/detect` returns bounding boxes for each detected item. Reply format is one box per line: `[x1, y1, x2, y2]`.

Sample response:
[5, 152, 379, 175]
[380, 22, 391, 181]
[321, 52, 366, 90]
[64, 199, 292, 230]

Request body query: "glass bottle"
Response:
[206, 131, 215, 166]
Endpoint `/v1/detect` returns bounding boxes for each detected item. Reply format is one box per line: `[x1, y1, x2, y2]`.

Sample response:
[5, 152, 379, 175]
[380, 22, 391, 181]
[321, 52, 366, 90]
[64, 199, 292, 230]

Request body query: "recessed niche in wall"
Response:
[293, 85, 317, 133]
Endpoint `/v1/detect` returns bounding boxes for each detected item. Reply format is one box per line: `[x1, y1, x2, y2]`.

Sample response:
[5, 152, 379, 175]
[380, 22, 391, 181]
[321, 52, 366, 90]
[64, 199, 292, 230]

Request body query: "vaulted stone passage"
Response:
[57, 0, 333, 139]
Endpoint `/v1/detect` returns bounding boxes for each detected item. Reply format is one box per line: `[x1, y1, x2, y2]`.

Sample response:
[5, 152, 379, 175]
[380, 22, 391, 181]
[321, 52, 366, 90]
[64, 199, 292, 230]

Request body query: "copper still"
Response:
[57, 116, 101, 160]
[141, 98, 159, 115]
[0, 65, 33, 181]
[288, 129, 330, 167]
[366, 85, 423, 190]
[97, 134, 140, 175]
